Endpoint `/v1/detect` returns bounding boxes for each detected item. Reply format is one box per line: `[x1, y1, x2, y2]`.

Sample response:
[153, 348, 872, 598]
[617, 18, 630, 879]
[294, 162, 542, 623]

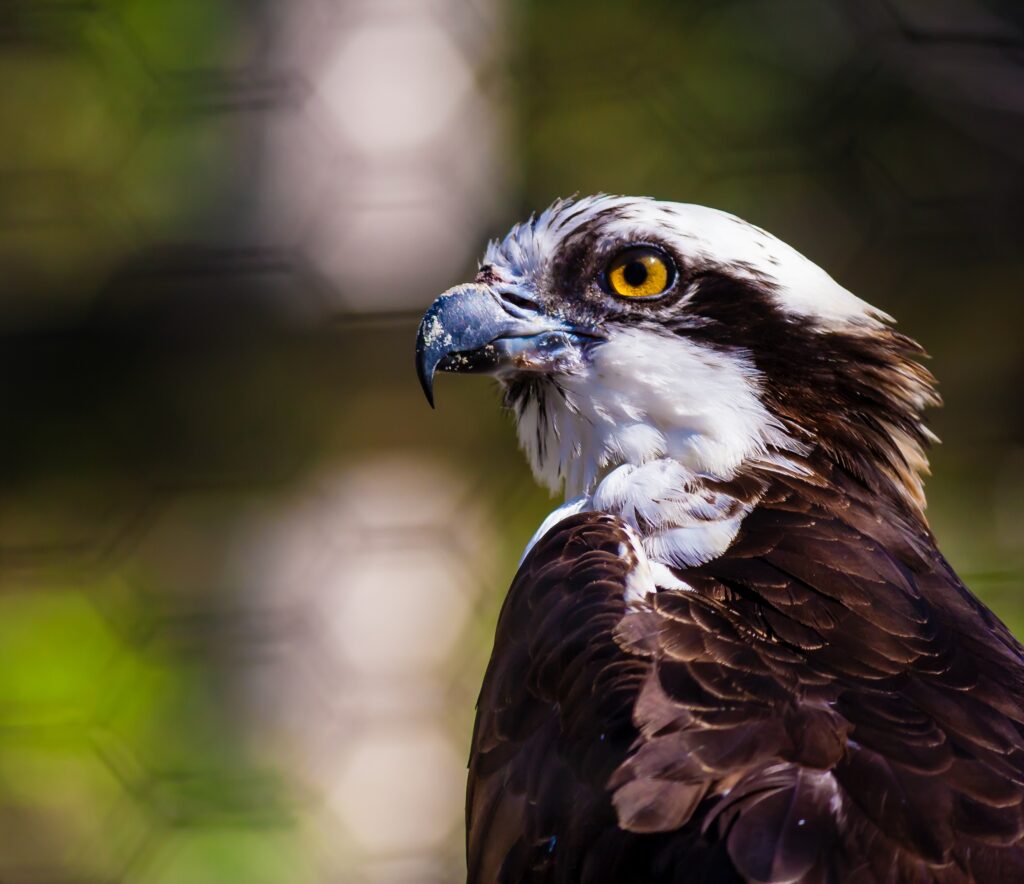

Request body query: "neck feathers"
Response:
[506, 326, 803, 499]
[507, 323, 938, 533]
[754, 324, 939, 523]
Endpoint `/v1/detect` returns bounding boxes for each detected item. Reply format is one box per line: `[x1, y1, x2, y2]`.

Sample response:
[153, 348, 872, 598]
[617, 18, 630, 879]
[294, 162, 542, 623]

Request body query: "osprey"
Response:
[414, 195, 1024, 883]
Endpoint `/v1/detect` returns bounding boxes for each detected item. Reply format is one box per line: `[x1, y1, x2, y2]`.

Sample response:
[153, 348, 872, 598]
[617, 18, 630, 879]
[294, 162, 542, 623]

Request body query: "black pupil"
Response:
[623, 260, 648, 287]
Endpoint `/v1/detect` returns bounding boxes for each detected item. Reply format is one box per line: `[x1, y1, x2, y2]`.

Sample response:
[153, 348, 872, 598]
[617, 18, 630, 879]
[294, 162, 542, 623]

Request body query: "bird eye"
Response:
[604, 247, 675, 299]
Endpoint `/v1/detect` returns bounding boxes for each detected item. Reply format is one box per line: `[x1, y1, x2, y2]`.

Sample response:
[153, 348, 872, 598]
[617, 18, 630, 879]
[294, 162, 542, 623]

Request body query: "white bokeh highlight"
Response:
[319, 20, 473, 156]
[229, 454, 496, 879]
[267, 0, 507, 311]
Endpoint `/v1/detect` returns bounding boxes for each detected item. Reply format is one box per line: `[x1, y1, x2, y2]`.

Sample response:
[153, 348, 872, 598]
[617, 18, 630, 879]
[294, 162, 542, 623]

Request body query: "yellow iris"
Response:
[606, 247, 673, 298]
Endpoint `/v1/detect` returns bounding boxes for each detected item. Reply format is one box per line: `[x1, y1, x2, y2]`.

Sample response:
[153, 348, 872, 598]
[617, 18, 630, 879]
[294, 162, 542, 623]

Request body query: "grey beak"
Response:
[415, 284, 516, 407]
[415, 283, 598, 407]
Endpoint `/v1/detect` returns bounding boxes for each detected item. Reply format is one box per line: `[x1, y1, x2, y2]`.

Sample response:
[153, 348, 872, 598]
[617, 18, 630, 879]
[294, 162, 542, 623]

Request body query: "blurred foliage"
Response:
[1, 0, 1023, 881]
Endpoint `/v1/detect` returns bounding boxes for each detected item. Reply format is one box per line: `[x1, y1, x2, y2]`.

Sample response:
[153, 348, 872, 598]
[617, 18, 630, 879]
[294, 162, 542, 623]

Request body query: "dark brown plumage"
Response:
[468, 465, 1024, 882]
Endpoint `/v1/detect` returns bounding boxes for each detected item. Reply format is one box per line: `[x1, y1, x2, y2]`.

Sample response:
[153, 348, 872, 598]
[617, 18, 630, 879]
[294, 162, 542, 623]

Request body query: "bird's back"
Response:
[467, 469, 1024, 884]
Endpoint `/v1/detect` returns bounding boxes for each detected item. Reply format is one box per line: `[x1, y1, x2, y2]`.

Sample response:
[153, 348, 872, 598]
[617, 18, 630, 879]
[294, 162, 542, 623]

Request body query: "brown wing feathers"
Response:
[466, 474, 1024, 883]
[684, 472, 1024, 878]
[468, 514, 744, 883]
[468, 514, 640, 882]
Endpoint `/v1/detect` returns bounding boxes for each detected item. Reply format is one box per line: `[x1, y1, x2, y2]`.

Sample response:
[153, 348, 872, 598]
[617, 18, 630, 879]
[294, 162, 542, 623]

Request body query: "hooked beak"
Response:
[415, 284, 596, 407]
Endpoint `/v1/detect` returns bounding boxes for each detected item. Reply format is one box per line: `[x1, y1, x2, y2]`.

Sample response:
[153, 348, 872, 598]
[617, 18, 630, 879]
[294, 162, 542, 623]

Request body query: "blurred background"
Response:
[1, 0, 1023, 881]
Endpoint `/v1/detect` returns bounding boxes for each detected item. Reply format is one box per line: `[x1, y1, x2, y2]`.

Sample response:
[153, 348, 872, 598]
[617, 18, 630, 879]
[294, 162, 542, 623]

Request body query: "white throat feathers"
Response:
[511, 326, 799, 498]
[510, 328, 806, 571]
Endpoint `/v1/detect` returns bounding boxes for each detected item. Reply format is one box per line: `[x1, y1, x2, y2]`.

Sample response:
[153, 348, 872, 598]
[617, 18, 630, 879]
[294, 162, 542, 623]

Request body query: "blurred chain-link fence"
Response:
[2, 1, 1024, 881]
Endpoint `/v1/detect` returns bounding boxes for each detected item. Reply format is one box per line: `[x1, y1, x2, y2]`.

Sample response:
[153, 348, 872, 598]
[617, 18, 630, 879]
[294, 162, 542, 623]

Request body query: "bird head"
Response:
[416, 195, 938, 513]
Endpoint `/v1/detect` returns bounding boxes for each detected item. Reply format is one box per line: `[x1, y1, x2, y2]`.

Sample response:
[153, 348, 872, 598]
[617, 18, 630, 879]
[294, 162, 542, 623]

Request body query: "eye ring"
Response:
[601, 246, 676, 299]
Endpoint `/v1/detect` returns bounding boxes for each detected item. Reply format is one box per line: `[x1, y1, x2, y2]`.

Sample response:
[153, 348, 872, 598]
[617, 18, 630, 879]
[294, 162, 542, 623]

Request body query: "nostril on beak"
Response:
[498, 290, 538, 314]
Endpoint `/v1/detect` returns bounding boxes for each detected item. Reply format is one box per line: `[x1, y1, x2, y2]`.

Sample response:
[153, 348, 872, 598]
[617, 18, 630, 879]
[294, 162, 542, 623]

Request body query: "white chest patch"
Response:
[593, 459, 753, 569]
[519, 456, 759, 601]
[619, 532, 695, 605]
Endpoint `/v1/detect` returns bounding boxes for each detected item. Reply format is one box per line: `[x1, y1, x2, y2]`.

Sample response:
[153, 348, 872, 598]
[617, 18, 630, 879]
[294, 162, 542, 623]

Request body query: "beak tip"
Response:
[415, 348, 437, 408]
[416, 283, 512, 409]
